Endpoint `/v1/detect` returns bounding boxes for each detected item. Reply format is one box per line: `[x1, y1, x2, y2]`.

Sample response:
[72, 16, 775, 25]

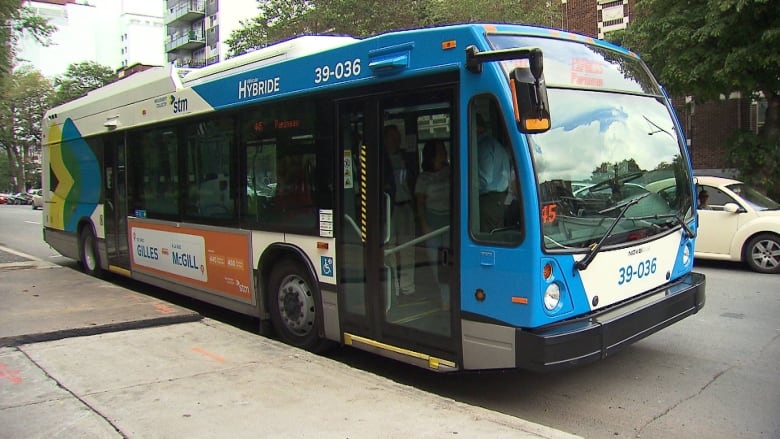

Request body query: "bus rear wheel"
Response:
[80, 228, 103, 278]
[267, 259, 329, 352]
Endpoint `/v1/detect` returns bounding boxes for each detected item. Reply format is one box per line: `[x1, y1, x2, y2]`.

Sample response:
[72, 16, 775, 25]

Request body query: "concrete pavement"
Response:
[0, 246, 579, 439]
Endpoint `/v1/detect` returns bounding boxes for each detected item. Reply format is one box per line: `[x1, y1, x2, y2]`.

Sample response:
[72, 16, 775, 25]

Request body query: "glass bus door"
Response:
[337, 87, 458, 369]
[104, 135, 130, 270]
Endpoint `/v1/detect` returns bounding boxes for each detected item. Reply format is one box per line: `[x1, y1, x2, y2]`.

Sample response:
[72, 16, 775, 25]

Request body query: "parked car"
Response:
[30, 189, 43, 210]
[0, 193, 8, 204]
[8, 193, 26, 205]
[15, 192, 33, 205]
[695, 176, 780, 274]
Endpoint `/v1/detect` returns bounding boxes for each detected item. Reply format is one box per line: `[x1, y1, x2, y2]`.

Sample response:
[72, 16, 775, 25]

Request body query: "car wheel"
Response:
[744, 233, 780, 274]
[267, 259, 332, 352]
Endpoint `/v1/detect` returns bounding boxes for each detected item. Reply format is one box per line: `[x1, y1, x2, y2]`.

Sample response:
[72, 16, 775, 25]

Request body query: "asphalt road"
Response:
[2, 204, 778, 438]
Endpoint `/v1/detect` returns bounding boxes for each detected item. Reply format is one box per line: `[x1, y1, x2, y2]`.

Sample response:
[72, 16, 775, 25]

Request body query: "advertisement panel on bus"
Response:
[128, 219, 253, 302]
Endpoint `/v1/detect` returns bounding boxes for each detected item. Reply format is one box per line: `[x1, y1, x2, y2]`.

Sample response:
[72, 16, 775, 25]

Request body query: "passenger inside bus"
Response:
[476, 113, 511, 232]
[384, 124, 418, 302]
[415, 139, 451, 310]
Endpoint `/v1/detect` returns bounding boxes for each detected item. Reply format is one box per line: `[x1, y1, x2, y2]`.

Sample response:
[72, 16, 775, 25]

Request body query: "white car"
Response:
[695, 176, 780, 274]
[30, 189, 43, 210]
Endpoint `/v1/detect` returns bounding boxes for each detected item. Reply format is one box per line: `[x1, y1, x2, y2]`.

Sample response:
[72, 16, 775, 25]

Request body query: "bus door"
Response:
[103, 134, 130, 270]
[337, 86, 458, 370]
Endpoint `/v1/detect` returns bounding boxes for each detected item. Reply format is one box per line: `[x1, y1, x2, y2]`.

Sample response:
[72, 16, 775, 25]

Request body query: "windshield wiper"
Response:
[629, 212, 697, 239]
[575, 193, 650, 271]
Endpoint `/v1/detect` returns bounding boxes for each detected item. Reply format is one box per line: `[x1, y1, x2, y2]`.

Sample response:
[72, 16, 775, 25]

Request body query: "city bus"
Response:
[41, 23, 705, 372]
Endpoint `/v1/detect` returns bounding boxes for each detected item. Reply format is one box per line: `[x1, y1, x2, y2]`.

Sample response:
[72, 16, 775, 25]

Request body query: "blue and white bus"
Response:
[41, 23, 705, 371]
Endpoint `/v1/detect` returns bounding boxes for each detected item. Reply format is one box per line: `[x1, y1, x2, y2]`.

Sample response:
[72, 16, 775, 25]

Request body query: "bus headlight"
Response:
[543, 283, 561, 311]
[682, 244, 691, 265]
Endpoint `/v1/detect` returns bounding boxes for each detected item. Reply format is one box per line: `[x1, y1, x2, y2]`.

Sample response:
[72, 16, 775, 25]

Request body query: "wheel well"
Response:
[256, 244, 319, 322]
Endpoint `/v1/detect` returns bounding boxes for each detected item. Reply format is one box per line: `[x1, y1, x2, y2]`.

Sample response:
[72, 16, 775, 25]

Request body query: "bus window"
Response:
[241, 100, 333, 230]
[469, 96, 522, 243]
[127, 127, 179, 218]
[185, 116, 236, 220]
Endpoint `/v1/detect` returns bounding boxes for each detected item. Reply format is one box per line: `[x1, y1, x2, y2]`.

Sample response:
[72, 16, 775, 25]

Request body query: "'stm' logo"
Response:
[170, 95, 188, 113]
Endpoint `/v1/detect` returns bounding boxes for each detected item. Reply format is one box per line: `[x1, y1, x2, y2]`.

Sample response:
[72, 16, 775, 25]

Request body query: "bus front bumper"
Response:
[515, 272, 706, 372]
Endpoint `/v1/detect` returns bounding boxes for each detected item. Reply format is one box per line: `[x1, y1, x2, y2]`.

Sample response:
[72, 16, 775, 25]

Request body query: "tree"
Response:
[52, 61, 116, 106]
[226, 0, 561, 57]
[0, 0, 56, 191]
[0, 148, 10, 192]
[1, 0, 56, 83]
[613, 0, 780, 197]
[0, 66, 53, 192]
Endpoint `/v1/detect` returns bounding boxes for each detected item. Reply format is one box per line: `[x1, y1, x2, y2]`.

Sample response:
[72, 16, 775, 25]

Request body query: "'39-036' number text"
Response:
[618, 257, 657, 285]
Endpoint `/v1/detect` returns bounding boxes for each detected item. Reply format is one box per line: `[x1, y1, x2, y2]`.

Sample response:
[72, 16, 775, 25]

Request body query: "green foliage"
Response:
[226, 0, 562, 57]
[0, 149, 10, 192]
[617, 0, 780, 190]
[0, 66, 54, 192]
[52, 61, 116, 106]
[1, 0, 56, 82]
[618, 0, 780, 102]
[728, 130, 780, 199]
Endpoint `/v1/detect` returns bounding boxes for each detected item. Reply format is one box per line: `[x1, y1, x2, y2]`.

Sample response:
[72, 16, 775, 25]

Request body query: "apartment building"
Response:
[164, 0, 255, 68]
[18, 0, 165, 77]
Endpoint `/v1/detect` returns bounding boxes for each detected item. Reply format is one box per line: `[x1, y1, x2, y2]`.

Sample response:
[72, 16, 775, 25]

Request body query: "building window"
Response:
[597, 0, 629, 39]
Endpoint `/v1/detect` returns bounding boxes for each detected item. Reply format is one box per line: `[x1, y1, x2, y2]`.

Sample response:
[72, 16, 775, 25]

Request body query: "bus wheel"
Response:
[80, 228, 103, 278]
[268, 260, 323, 351]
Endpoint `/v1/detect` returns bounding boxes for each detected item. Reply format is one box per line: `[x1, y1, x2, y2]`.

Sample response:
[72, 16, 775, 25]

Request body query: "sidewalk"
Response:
[0, 246, 579, 439]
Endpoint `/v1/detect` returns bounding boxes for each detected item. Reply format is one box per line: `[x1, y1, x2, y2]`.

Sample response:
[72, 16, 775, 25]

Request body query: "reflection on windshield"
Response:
[488, 35, 660, 95]
[531, 89, 693, 250]
[728, 184, 780, 211]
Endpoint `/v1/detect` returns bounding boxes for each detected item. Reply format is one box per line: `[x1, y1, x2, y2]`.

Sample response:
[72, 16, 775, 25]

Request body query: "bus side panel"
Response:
[43, 119, 102, 234]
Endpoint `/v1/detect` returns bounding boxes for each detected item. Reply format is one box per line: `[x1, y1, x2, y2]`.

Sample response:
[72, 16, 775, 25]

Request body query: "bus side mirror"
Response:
[511, 54, 551, 133]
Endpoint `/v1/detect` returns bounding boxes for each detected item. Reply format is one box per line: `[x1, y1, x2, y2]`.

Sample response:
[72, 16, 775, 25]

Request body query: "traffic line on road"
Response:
[0, 245, 46, 262]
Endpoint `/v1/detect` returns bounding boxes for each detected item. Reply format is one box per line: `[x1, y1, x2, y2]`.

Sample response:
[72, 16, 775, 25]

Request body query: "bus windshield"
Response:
[489, 35, 693, 250]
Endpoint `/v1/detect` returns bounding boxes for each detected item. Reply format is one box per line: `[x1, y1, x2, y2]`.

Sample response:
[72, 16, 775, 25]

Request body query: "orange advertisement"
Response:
[128, 219, 253, 302]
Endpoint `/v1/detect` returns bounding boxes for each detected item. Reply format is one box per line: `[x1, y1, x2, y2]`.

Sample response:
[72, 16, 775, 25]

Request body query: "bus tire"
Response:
[267, 259, 328, 352]
[79, 227, 103, 278]
[744, 233, 780, 274]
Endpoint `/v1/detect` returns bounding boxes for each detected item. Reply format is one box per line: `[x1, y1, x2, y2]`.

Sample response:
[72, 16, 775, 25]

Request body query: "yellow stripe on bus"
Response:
[108, 265, 131, 277]
[343, 332, 456, 370]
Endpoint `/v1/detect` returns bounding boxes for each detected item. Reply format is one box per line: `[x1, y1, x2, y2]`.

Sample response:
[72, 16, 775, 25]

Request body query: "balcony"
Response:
[165, 31, 206, 52]
[165, 1, 205, 25]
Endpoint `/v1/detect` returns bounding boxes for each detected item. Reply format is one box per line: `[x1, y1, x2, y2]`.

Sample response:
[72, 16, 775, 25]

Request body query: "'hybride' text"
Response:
[238, 77, 280, 99]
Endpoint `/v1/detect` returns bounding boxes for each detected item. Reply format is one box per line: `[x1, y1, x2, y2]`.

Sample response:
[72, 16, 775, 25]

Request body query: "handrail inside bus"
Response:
[384, 226, 450, 258]
[344, 214, 361, 239]
[384, 193, 391, 244]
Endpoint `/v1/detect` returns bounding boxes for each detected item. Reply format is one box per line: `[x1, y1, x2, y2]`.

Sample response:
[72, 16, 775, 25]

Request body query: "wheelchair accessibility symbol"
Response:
[320, 256, 333, 277]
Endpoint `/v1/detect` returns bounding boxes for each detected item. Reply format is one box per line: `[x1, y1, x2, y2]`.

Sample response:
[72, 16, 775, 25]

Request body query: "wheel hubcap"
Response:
[751, 239, 780, 270]
[277, 274, 315, 336]
[84, 236, 97, 271]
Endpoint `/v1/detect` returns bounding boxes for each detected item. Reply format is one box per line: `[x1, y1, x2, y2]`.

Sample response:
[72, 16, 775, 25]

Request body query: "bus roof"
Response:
[43, 23, 636, 141]
[181, 35, 358, 87]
